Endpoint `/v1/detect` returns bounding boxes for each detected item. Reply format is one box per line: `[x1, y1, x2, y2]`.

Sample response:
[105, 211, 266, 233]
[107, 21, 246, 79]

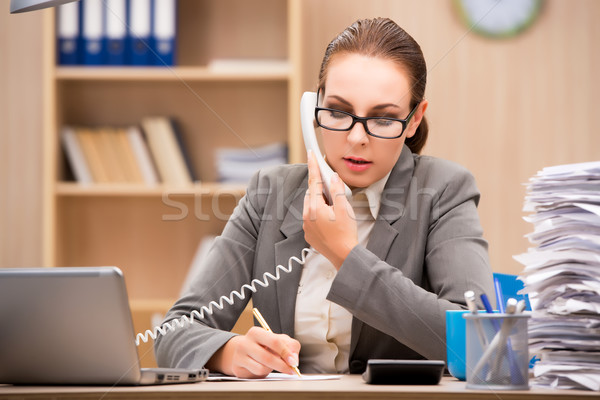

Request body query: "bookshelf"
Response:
[43, 0, 303, 366]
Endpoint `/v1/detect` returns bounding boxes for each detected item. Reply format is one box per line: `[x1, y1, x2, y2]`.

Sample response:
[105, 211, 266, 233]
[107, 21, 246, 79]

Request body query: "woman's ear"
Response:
[405, 100, 428, 139]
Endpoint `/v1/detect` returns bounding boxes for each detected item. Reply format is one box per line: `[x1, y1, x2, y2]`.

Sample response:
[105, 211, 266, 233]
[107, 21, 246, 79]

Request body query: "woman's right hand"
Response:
[205, 326, 301, 379]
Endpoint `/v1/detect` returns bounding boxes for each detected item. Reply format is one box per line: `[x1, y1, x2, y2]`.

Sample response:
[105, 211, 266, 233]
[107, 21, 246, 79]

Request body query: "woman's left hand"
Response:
[303, 151, 358, 269]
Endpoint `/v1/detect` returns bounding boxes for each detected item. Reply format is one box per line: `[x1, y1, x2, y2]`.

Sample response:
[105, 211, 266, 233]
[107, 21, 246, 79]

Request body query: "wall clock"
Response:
[454, 0, 543, 39]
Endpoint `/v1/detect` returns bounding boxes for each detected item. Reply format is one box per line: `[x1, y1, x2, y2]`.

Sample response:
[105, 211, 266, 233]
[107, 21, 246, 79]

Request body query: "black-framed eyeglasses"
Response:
[315, 101, 420, 139]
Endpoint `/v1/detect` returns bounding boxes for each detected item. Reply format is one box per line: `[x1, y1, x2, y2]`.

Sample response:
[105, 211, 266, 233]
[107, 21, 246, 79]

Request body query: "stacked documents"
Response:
[215, 143, 287, 184]
[515, 161, 600, 391]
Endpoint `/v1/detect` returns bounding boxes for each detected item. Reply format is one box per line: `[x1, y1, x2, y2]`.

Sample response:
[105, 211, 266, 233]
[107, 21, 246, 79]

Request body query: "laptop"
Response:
[0, 266, 208, 385]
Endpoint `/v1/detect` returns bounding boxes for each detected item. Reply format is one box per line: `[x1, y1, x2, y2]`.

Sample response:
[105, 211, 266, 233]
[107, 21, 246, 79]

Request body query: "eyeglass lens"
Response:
[316, 109, 404, 138]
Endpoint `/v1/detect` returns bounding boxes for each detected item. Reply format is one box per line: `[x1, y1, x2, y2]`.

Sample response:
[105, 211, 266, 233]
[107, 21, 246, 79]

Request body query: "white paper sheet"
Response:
[207, 372, 342, 381]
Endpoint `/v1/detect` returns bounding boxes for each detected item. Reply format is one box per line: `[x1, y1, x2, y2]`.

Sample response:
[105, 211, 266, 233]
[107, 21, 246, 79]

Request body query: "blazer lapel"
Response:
[274, 176, 309, 336]
[378, 144, 415, 226]
[363, 146, 415, 258]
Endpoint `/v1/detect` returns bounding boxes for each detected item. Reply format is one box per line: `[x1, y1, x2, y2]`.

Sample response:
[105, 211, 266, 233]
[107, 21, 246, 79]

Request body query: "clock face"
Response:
[455, 0, 543, 38]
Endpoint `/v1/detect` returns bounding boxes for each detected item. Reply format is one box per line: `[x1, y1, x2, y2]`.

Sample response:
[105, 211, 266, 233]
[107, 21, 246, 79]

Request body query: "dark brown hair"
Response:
[318, 18, 428, 154]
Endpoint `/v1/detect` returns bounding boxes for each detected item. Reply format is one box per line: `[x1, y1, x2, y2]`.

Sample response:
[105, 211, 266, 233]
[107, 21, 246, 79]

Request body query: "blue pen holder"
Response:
[446, 310, 469, 381]
[464, 313, 530, 390]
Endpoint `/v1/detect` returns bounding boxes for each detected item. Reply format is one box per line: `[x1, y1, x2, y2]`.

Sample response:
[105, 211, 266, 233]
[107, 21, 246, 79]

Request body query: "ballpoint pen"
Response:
[493, 277, 506, 314]
[464, 290, 488, 347]
[252, 308, 302, 377]
[488, 298, 520, 382]
[479, 293, 495, 314]
[480, 293, 500, 331]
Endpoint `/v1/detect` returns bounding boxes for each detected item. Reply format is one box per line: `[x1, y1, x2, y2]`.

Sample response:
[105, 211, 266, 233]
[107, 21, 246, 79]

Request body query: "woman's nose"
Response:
[346, 121, 370, 146]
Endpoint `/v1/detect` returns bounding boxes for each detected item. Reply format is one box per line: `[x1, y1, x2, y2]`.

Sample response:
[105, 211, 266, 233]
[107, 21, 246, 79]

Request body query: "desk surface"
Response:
[0, 375, 596, 400]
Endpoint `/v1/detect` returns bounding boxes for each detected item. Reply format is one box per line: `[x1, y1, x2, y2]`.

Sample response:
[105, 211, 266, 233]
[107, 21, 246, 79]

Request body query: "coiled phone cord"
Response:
[135, 247, 313, 346]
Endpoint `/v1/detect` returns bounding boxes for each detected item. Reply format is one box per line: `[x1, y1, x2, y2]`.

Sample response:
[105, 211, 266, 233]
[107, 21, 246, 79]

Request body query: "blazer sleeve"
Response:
[326, 162, 494, 362]
[154, 171, 266, 369]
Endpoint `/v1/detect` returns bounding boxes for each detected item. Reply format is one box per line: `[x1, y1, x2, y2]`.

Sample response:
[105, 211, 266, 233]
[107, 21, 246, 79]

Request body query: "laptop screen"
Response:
[0, 267, 143, 385]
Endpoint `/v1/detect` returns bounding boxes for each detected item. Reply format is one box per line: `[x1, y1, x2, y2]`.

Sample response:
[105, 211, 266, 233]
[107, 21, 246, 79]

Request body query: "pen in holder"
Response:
[463, 313, 530, 390]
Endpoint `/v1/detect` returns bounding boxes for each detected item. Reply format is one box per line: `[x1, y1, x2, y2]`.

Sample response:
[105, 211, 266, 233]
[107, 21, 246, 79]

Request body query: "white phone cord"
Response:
[135, 247, 313, 346]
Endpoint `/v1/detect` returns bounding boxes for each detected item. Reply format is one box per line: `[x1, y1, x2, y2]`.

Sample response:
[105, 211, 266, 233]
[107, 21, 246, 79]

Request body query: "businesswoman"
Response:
[155, 18, 494, 378]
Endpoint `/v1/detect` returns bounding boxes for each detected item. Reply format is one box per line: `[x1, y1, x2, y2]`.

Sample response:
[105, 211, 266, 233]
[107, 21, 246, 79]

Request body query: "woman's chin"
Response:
[340, 176, 368, 191]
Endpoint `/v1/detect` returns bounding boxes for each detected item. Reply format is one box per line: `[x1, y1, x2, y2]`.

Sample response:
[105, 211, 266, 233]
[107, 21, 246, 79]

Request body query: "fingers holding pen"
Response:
[222, 328, 300, 379]
[246, 327, 300, 376]
[215, 335, 270, 379]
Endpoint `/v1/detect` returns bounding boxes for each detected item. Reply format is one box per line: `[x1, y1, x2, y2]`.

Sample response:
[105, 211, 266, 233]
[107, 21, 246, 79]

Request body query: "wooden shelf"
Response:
[55, 182, 247, 197]
[55, 63, 290, 82]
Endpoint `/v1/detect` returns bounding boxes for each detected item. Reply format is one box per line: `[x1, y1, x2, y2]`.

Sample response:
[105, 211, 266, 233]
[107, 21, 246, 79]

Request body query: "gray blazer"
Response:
[154, 145, 494, 374]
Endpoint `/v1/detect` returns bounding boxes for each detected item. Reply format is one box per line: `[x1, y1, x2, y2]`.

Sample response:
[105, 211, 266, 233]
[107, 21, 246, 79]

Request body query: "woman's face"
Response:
[320, 53, 427, 189]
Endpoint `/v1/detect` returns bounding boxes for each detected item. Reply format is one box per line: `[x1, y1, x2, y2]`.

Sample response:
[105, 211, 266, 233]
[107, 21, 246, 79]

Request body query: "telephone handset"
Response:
[301, 91, 352, 204]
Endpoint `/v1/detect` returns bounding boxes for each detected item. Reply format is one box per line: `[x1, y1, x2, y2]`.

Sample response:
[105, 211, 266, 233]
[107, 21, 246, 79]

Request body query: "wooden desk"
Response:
[0, 375, 596, 400]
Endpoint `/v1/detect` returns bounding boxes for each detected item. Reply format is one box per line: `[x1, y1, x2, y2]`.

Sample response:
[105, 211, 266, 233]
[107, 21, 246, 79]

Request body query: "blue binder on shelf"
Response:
[56, 1, 80, 65]
[104, 0, 127, 65]
[81, 0, 105, 65]
[151, 0, 177, 66]
[128, 0, 152, 65]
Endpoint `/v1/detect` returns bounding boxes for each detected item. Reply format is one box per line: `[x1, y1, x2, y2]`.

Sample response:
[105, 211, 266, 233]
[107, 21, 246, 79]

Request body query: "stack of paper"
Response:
[515, 161, 600, 391]
[215, 143, 287, 184]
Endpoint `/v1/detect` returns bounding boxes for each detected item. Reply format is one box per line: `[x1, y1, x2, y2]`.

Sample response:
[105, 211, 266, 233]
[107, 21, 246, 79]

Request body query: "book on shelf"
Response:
[62, 120, 193, 186]
[56, 1, 80, 65]
[105, 0, 127, 65]
[96, 128, 128, 182]
[75, 127, 110, 183]
[151, 0, 177, 66]
[81, 0, 105, 66]
[140, 116, 194, 186]
[56, 0, 178, 66]
[128, 0, 152, 66]
[170, 119, 198, 182]
[61, 127, 93, 184]
[114, 127, 145, 183]
[126, 126, 160, 185]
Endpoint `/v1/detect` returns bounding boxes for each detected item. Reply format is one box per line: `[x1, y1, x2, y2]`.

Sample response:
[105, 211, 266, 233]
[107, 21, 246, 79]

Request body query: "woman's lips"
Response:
[343, 157, 372, 172]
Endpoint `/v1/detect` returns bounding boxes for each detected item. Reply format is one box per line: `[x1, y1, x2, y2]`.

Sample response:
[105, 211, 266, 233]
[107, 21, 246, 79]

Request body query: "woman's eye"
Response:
[328, 110, 347, 119]
[373, 118, 394, 127]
